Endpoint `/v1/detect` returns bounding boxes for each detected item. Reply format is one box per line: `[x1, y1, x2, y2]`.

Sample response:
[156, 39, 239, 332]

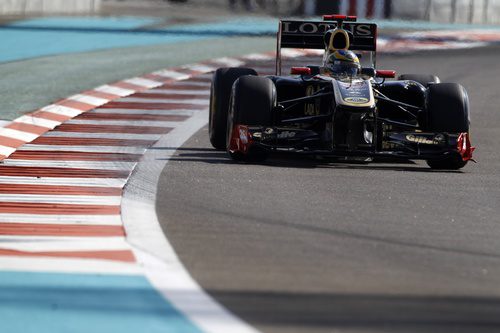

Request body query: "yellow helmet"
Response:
[324, 50, 360, 76]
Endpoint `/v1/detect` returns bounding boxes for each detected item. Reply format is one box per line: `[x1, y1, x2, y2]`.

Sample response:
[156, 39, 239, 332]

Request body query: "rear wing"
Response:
[276, 20, 378, 75]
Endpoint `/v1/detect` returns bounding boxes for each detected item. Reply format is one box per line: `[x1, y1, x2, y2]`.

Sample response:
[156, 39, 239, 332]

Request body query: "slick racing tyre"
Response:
[209, 67, 257, 150]
[399, 74, 440, 87]
[227, 76, 275, 161]
[425, 83, 470, 170]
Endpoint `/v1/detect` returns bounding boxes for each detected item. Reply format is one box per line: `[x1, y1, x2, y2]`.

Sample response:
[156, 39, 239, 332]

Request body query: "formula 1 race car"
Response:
[209, 15, 474, 169]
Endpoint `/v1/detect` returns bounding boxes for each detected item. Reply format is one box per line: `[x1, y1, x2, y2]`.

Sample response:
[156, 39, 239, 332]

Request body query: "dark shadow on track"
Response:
[206, 289, 500, 332]
[154, 146, 464, 173]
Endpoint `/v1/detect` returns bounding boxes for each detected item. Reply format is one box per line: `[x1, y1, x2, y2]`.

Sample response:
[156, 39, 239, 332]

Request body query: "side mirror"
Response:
[360, 67, 376, 77]
[376, 70, 397, 78]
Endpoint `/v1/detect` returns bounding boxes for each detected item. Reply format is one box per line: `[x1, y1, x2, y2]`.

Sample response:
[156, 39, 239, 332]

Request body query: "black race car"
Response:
[209, 15, 474, 169]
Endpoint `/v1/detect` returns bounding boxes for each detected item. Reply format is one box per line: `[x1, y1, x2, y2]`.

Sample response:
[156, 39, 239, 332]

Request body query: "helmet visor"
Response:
[328, 61, 359, 76]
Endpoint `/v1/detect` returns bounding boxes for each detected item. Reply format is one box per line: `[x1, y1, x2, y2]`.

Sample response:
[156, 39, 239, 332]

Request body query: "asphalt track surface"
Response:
[157, 45, 500, 333]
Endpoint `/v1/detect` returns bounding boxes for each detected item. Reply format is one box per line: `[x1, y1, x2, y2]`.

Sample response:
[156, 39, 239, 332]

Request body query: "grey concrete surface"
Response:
[156, 45, 500, 333]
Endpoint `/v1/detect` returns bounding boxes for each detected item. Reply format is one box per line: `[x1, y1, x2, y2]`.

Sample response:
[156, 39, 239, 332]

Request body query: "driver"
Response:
[323, 49, 361, 77]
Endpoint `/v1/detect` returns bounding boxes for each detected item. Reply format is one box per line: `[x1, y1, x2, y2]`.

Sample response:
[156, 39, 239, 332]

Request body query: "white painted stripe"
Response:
[140, 89, 209, 96]
[95, 85, 134, 97]
[0, 214, 122, 226]
[302, 49, 324, 56]
[0, 177, 126, 188]
[210, 57, 245, 67]
[41, 104, 83, 117]
[124, 78, 163, 89]
[0, 128, 39, 142]
[123, 108, 261, 333]
[0, 257, 142, 275]
[42, 131, 163, 140]
[280, 49, 307, 57]
[183, 64, 217, 73]
[118, 97, 208, 105]
[0, 194, 121, 205]
[4, 159, 136, 171]
[68, 94, 109, 107]
[14, 115, 61, 129]
[152, 69, 191, 80]
[0, 235, 130, 252]
[0, 145, 16, 156]
[92, 108, 195, 116]
[65, 119, 180, 127]
[242, 53, 274, 60]
[18, 144, 147, 154]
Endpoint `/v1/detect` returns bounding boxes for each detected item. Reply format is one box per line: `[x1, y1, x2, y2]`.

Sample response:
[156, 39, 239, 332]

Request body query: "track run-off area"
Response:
[0, 15, 500, 332]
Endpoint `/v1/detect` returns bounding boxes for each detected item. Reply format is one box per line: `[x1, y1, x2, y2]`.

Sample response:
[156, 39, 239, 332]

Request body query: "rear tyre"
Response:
[227, 76, 276, 161]
[425, 83, 470, 170]
[209, 67, 257, 150]
[399, 74, 440, 87]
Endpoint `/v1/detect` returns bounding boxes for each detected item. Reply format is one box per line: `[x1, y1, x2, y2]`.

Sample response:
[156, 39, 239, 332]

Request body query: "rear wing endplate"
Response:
[276, 20, 377, 75]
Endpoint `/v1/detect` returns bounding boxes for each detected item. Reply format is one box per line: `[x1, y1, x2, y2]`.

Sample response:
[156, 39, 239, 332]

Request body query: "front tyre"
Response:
[227, 76, 276, 162]
[425, 83, 470, 170]
[209, 67, 257, 150]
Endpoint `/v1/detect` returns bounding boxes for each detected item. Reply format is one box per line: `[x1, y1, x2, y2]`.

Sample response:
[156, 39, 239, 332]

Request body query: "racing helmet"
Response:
[324, 50, 361, 76]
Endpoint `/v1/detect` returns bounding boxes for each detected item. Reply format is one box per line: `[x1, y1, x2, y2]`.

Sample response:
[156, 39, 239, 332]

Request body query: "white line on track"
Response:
[0, 235, 130, 252]
[182, 64, 217, 73]
[68, 94, 109, 106]
[117, 97, 208, 105]
[141, 89, 209, 96]
[0, 256, 142, 275]
[64, 119, 181, 127]
[0, 145, 17, 156]
[17, 145, 147, 154]
[95, 85, 135, 97]
[242, 53, 274, 61]
[3, 159, 136, 171]
[151, 69, 190, 80]
[14, 115, 61, 129]
[0, 128, 39, 142]
[41, 104, 84, 117]
[0, 194, 121, 205]
[0, 214, 122, 225]
[123, 109, 260, 333]
[0, 177, 126, 187]
[210, 57, 245, 67]
[124, 78, 163, 88]
[42, 131, 163, 140]
[91, 108, 196, 116]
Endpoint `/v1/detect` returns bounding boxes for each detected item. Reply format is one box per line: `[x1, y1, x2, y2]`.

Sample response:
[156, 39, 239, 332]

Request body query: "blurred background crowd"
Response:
[0, 0, 500, 24]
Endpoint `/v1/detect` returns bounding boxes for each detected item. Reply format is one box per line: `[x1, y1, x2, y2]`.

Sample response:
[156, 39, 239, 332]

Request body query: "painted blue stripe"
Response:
[8, 16, 161, 30]
[0, 271, 203, 333]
